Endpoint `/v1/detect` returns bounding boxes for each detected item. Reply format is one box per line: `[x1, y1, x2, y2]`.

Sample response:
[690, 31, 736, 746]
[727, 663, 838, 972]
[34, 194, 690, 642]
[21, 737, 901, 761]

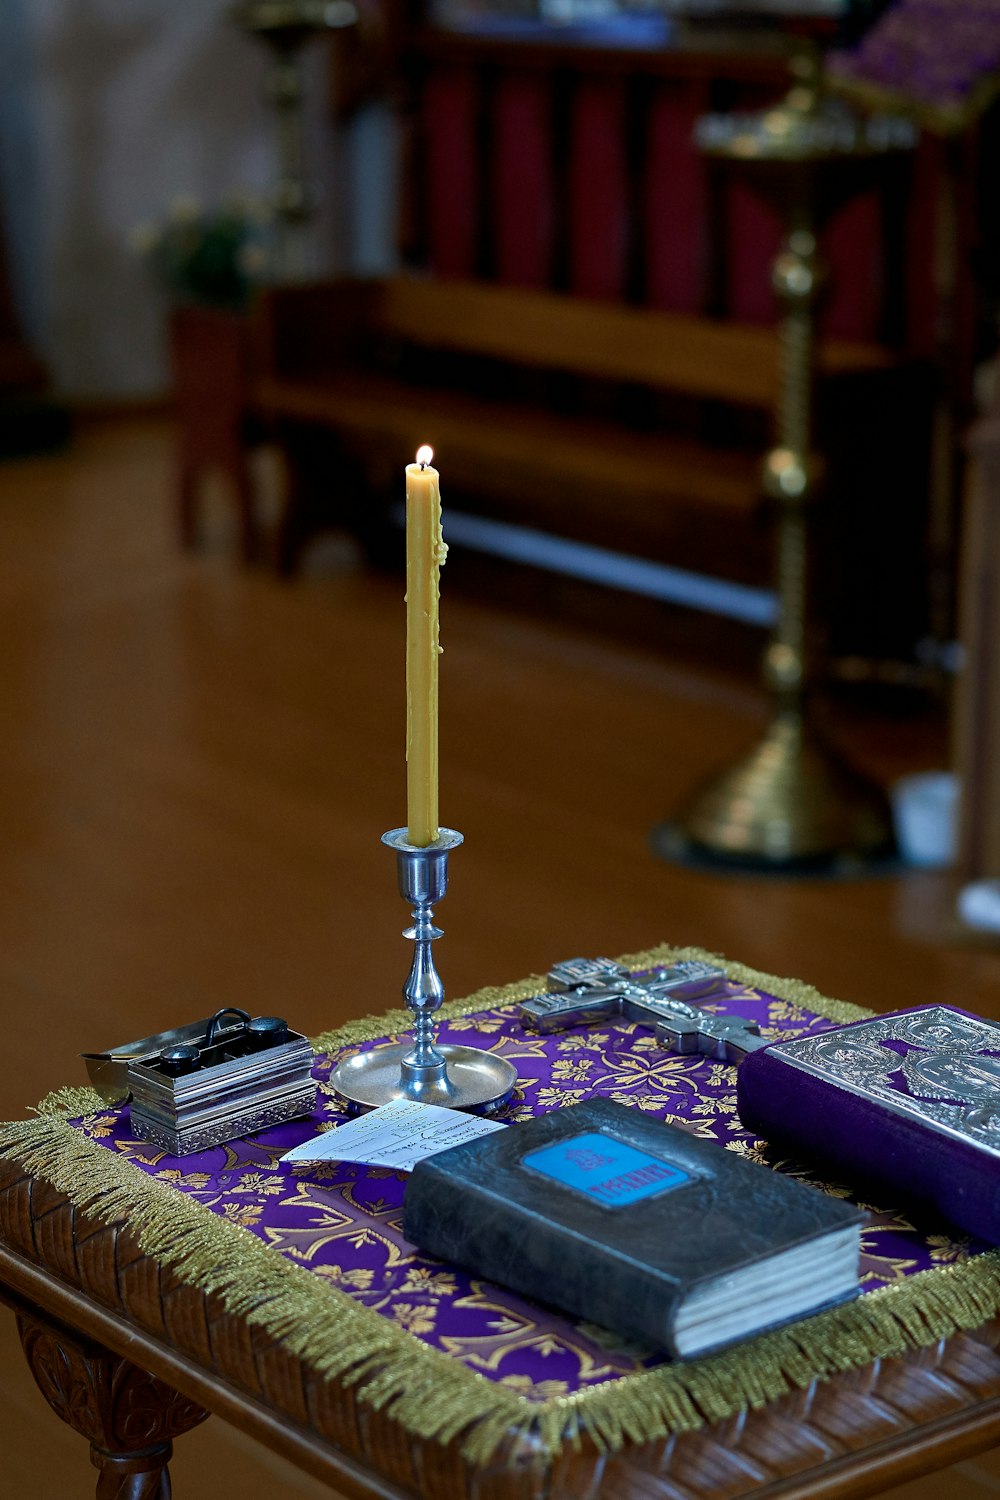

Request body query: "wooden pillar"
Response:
[953, 401, 1000, 878]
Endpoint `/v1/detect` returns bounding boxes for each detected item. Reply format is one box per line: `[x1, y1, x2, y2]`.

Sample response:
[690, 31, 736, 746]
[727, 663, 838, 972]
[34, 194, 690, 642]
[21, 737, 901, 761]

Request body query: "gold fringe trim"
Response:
[309, 972, 549, 1053]
[33, 1085, 108, 1118]
[9, 943, 994, 1468]
[617, 942, 873, 1026]
[309, 940, 871, 1057]
[551, 1250, 1000, 1454]
[0, 1112, 528, 1459]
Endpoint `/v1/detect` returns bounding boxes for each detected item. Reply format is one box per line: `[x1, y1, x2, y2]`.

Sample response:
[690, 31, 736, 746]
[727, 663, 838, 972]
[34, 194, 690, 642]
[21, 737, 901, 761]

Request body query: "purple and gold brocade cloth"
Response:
[68, 973, 984, 1402]
[829, 0, 1000, 129]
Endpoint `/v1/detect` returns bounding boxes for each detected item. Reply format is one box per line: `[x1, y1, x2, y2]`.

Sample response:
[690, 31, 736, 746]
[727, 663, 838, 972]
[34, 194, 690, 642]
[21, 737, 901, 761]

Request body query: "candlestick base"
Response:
[332, 1041, 516, 1113]
[330, 828, 517, 1114]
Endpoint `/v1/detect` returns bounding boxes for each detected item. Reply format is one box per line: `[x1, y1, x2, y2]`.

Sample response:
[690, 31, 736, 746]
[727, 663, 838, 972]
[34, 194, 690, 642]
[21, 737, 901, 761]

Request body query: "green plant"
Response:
[129, 195, 271, 310]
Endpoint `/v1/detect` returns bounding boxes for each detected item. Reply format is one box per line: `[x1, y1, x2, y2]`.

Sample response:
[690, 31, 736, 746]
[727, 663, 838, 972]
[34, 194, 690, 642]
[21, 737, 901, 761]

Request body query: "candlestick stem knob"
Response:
[330, 829, 517, 1113]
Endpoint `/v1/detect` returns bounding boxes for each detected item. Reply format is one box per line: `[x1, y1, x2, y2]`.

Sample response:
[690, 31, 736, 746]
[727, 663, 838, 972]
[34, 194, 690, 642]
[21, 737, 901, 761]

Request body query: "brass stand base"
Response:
[667, 712, 895, 873]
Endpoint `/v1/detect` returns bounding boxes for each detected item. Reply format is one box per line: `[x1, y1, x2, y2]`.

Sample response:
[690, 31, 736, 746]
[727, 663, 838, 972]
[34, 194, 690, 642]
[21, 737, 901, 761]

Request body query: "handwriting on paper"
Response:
[280, 1097, 507, 1173]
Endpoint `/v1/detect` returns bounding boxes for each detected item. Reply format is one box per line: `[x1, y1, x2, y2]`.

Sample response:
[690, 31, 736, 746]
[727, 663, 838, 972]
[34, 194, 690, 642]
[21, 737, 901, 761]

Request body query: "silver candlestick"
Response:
[331, 828, 517, 1112]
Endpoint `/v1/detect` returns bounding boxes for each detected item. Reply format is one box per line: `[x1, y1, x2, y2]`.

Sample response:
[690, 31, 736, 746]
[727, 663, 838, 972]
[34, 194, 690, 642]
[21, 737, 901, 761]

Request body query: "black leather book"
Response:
[403, 1098, 864, 1358]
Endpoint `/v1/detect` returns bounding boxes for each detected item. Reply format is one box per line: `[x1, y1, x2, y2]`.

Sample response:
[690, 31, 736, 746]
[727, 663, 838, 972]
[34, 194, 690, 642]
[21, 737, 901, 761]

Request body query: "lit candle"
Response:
[406, 445, 447, 847]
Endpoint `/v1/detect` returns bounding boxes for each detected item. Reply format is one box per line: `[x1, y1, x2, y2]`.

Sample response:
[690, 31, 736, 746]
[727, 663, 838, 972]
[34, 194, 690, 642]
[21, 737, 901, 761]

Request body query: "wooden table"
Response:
[5, 1153, 1000, 1499]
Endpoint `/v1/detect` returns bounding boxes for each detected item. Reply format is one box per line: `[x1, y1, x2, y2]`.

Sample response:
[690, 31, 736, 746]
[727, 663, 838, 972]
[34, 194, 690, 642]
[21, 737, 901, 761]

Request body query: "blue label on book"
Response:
[522, 1131, 692, 1208]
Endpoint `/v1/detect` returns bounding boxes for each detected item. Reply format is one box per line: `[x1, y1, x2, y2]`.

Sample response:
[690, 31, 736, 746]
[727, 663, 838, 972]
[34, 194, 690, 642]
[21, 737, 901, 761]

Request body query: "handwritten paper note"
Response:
[280, 1097, 507, 1173]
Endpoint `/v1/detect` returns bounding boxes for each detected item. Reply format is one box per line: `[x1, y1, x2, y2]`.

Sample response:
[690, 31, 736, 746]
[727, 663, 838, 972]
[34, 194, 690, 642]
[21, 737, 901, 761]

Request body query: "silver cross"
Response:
[517, 956, 769, 1063]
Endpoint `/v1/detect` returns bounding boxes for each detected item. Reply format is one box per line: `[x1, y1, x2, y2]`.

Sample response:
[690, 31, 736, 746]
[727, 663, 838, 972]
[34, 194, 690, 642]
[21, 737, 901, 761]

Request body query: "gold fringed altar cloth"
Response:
[3, 944, 999, 1465]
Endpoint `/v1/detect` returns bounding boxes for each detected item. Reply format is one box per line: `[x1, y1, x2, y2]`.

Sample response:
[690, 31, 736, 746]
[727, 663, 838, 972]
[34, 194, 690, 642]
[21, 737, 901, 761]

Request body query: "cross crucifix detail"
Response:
[517, 957, 770, 1062]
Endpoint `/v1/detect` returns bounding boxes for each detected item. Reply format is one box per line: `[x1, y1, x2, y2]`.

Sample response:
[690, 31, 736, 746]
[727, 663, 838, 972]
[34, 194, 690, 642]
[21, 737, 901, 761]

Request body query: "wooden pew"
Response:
[253, 274, 922, 651]
[243, 24, 936, 660]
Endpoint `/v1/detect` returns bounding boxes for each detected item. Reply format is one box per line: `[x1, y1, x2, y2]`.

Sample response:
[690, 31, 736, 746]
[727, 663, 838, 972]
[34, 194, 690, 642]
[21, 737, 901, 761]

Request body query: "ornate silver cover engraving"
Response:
[774, 1007, 1000, 1152]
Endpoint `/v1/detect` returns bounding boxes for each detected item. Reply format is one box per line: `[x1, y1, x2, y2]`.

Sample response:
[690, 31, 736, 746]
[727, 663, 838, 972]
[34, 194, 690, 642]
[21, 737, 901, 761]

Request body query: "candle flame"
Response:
[415, 444, 434, 468]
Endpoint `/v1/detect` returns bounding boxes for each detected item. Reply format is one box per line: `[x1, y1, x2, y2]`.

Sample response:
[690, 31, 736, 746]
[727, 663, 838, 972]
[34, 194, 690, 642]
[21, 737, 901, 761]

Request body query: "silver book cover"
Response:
[771, 1006, 1000, 1154]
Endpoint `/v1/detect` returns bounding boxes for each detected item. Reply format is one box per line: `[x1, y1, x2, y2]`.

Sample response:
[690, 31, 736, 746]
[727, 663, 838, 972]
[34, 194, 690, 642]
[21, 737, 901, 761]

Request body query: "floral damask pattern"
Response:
[71, 977, 982, 1398]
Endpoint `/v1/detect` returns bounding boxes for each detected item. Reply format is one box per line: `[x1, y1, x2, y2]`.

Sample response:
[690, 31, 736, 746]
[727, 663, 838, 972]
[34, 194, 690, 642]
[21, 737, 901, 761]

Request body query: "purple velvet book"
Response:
[736, 1005, 1000, 1245]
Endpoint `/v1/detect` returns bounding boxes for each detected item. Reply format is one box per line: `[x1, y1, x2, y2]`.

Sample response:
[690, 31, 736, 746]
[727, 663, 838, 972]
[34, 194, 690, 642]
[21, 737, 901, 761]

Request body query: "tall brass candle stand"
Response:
[231, 0, 357, 281]
[668, 53, 914, 872]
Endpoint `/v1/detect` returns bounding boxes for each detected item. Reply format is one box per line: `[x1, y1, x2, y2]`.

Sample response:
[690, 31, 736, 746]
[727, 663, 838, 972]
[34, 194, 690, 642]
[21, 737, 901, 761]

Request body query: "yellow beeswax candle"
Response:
[405, 445, 447, 847]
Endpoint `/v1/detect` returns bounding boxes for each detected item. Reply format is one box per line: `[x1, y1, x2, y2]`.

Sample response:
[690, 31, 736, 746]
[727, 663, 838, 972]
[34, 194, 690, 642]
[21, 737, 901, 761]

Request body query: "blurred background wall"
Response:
[0, 0, 397, 401]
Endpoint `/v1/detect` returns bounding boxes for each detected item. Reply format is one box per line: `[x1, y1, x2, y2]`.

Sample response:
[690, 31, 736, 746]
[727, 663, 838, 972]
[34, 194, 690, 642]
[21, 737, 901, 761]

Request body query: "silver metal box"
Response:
[83, 1011, 317, 1156]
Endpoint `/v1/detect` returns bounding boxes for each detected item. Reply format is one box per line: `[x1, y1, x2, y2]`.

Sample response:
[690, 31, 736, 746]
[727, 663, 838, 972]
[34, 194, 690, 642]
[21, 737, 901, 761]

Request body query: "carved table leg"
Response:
[16, 1307, 209, 1498]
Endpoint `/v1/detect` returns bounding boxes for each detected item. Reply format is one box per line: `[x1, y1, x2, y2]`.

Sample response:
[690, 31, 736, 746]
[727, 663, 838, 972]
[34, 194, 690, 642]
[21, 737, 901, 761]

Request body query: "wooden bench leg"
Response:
[178, 457, 260, 565]
[16, 1305, 208, 1498]
[178, 462, 199, 553]
[234, 458, 259, 566]
[274, 420, 390, 574]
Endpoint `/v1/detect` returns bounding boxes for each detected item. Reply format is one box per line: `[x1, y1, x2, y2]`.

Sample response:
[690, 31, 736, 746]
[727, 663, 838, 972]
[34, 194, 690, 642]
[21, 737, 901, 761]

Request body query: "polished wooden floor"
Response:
[0, 415, 998, 1497]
